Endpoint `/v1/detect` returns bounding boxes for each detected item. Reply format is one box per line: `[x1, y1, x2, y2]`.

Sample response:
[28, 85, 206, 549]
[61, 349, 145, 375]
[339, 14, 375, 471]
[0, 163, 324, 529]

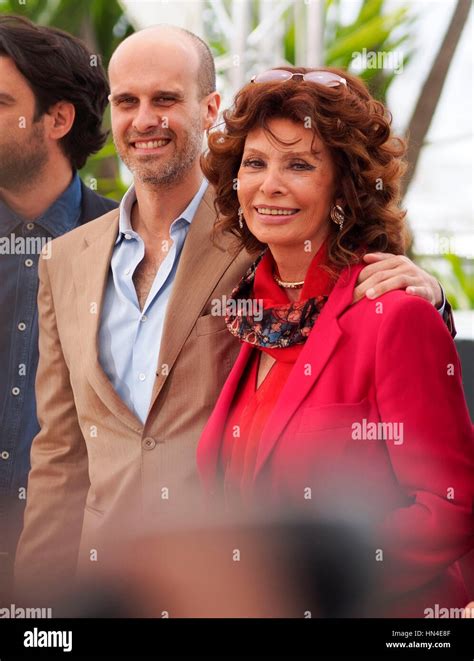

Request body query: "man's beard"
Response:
[116, 117, 203, 188]
[0, 121, 49, 190]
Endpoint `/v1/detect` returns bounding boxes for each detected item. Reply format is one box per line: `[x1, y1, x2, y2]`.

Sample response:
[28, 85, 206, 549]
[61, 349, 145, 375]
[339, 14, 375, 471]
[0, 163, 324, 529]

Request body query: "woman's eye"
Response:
[290, 162, 314, 170]
[242, 158, 264, 168]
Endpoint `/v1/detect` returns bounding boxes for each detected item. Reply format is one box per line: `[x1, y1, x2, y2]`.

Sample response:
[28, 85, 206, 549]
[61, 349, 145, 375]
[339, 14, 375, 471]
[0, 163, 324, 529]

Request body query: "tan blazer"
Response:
[15, 186, 254, 596]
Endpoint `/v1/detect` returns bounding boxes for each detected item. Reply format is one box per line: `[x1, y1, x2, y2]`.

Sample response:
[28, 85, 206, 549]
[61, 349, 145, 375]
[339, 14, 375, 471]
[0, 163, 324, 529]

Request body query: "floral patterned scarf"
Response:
[225, 240, 337, 362]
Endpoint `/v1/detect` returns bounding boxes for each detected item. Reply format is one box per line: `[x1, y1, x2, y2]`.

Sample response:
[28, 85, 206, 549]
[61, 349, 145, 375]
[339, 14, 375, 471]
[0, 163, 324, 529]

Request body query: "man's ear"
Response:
[202, 91, 221, 131]
[44, 101, 76, 141]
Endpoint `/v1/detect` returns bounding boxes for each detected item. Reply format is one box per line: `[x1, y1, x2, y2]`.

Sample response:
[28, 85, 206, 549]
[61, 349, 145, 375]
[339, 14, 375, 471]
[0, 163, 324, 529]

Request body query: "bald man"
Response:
[15, 25, 450, 601]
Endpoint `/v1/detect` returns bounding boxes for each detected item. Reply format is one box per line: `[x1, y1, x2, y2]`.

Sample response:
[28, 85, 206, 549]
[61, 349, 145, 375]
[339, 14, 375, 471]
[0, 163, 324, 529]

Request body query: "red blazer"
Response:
[197, 263, 474, 616]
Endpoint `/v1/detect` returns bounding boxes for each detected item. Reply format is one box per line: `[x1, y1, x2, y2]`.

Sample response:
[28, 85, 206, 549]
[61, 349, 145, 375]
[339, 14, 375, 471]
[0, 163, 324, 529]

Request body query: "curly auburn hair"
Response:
[201, 66, 408, 269]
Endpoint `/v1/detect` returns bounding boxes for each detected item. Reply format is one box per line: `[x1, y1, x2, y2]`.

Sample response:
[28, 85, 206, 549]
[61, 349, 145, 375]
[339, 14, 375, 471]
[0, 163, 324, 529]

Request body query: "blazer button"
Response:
[142, 437, 156, 450]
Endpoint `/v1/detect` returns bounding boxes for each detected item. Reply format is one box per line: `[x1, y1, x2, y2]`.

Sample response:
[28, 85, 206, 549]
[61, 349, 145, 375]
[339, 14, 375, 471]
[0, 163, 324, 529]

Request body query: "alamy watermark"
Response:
[24, 627, 72, 653]
[352, 418, 404, 445]
[211, 295, 263, 322]
[0, 235, 52, 259]
[0, 603, 52, 618]
[424, 603, 474, 618]
[351, 48, 404, 74]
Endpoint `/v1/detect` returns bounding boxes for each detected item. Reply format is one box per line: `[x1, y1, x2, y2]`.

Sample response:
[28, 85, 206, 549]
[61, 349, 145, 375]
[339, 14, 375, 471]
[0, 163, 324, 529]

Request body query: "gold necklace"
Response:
[273, 272, 304, 289]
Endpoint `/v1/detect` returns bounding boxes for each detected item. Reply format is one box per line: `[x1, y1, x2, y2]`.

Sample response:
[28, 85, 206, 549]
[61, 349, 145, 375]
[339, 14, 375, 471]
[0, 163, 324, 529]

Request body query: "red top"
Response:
[220, 241, 335, 504]
[220, 348, 298, 504]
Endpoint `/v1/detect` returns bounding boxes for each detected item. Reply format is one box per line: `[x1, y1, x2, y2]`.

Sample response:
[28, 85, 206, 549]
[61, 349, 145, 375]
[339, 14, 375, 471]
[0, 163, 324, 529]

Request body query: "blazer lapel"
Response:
[254, 263, 365, 478]
[147, 186, 243, 413]
[197, 342, 253, 490]
[71, 210, 143, 433]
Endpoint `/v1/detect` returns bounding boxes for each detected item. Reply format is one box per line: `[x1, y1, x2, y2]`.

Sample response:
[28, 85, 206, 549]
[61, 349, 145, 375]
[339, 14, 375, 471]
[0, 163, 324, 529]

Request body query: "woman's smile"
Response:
[253, 204, 300, 224]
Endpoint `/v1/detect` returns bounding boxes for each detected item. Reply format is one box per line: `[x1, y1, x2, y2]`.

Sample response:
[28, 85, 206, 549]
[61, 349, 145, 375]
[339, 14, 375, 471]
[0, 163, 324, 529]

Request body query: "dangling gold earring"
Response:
[238, 207, 244, 229]
[330, 204, 345, 231]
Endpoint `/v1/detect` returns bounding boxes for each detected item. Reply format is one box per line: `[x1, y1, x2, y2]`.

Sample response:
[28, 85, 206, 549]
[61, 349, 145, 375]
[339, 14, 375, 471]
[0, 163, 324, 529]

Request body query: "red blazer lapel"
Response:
[254, 263, 365, 478]
[197, 341, 254, 490]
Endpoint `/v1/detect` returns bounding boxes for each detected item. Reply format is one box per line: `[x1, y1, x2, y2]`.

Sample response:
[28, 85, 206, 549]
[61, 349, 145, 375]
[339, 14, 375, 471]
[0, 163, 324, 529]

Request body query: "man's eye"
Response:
[117, 98, 137, 106]
[154, 97, 175, 106]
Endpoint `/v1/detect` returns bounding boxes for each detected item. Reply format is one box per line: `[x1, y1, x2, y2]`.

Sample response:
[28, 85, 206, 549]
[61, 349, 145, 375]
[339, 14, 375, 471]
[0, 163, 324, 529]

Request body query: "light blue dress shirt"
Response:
[99, 179, 208, 423]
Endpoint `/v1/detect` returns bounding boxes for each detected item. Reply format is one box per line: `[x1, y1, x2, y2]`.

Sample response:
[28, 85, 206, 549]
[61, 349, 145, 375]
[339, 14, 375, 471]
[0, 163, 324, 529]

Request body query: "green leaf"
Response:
[326, 9, 409, 63]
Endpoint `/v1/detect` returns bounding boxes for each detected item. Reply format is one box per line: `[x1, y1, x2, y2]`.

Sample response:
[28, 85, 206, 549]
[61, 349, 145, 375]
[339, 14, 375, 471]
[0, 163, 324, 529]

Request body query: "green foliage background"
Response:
[1, 0, 415, 200]
[1, 0, 471, 308]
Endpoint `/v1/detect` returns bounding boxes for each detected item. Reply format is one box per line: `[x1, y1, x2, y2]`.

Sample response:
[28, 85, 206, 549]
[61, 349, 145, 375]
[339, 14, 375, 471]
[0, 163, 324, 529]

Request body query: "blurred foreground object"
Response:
[55, 509, 374, 618]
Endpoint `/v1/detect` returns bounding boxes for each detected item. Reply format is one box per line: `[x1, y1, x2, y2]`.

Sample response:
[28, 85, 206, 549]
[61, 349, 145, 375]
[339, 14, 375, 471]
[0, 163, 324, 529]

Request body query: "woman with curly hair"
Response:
[197, 67, 474, 616]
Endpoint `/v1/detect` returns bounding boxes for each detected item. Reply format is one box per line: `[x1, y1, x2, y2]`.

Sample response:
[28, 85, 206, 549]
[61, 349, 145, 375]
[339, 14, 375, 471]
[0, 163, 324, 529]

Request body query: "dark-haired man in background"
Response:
[0, 15, 118, 599]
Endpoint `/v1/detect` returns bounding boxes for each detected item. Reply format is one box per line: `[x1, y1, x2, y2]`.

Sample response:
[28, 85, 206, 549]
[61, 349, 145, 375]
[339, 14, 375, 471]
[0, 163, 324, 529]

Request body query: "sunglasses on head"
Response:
[251, 69, 347, 88]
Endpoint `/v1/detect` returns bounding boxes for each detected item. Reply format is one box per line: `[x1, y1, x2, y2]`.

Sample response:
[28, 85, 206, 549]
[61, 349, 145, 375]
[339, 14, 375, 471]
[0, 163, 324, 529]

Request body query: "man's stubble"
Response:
[116, 115, 204, 189]
[0, 120, 49, 190]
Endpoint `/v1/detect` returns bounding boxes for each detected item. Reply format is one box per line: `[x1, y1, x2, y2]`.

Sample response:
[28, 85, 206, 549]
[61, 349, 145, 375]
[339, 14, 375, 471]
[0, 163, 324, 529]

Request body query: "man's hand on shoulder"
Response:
[353, 252, 443, 307]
